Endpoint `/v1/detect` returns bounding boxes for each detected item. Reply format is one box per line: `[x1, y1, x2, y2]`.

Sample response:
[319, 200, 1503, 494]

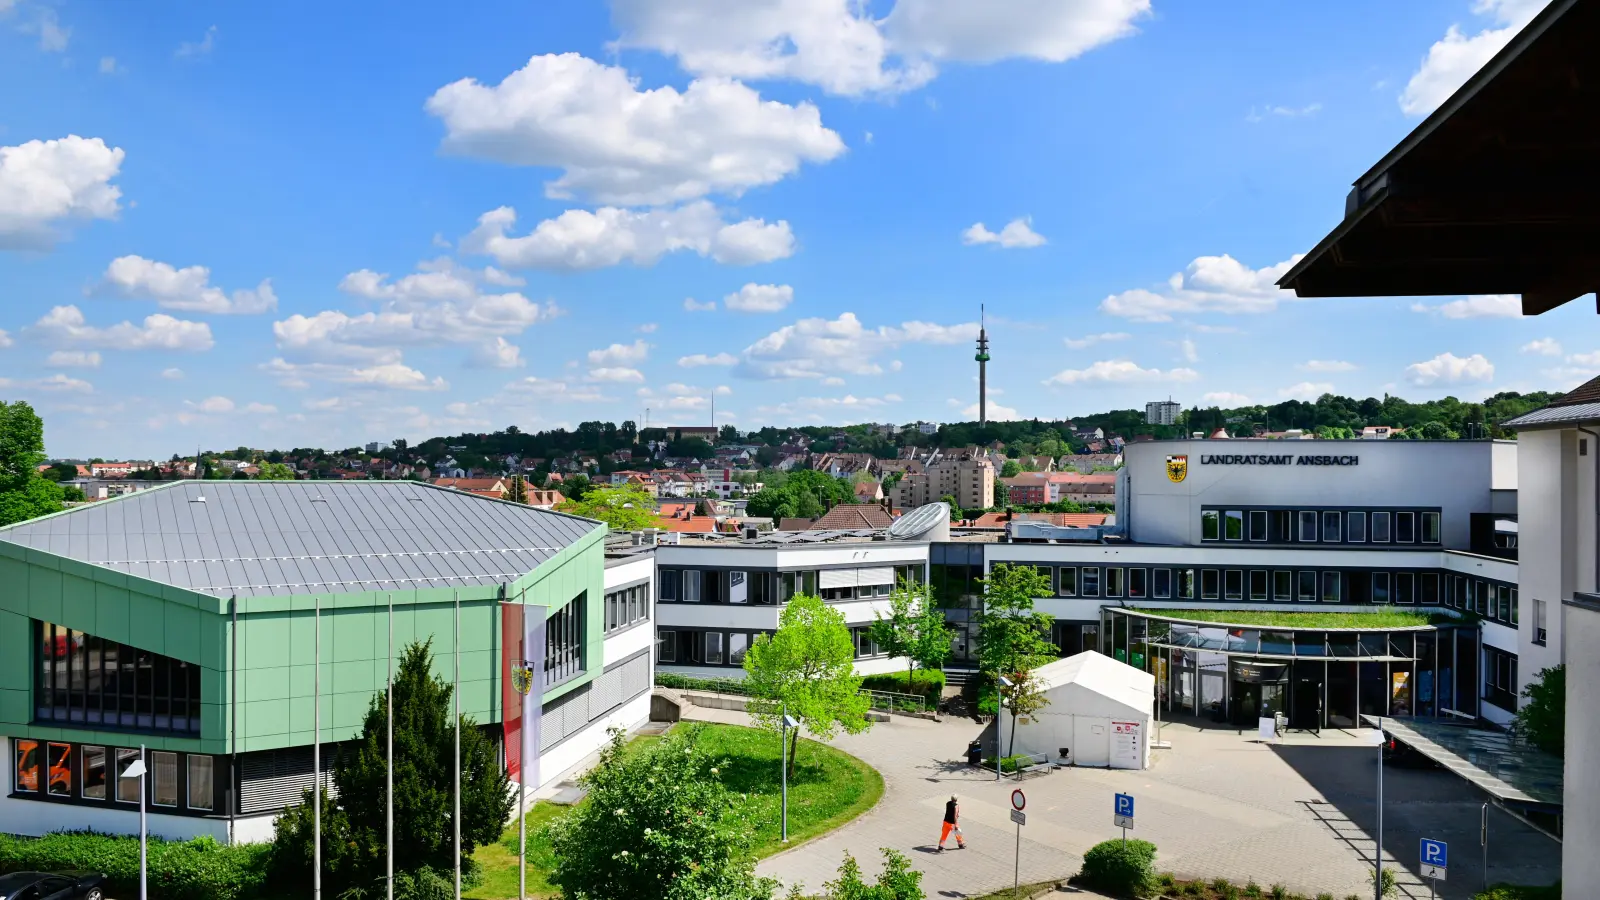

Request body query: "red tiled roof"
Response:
[655, 515, 716, 533]
[809, 504, 894, 530]
[431, 477, 505, 491]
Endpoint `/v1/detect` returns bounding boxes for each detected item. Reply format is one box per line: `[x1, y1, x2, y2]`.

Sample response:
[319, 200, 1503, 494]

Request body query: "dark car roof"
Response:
[0, 874, 47, 887]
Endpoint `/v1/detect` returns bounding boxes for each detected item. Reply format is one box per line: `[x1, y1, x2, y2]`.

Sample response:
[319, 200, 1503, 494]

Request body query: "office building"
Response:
[1145, 400, 1181, 426]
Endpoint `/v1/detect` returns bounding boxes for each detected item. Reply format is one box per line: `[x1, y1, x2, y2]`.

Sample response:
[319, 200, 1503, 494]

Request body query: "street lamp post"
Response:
[123, 748, 148, 900]
[780, 703, 799, 842]
[996, 675, 1014, 781]
[1373, 719, 1385, 900]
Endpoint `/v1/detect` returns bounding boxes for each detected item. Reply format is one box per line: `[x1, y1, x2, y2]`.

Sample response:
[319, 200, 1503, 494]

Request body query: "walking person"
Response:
[938, 795, 966, 851]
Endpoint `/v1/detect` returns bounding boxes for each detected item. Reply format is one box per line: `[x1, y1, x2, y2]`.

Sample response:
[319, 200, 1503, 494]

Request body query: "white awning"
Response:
[855, 566, 896, 586]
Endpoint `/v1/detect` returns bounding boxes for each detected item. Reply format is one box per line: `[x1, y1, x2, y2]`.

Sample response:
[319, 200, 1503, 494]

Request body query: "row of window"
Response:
[1039, 564, 1501, 605]
[12, 739, 216, 813]
[35, 621, 202, 735]
[655, 628, 771, 666]
[1201, 509, 1441, 545]
[1484, 646, 1519, 712]
[1440, 575, 1519, 627]
[603, 583, 651, 635]
[545, 595, 585, 687]
[658, 566, 924, 605]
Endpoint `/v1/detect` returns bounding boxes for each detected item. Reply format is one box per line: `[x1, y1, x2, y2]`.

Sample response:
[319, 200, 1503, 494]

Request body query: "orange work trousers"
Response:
[939, 822, 964, 846]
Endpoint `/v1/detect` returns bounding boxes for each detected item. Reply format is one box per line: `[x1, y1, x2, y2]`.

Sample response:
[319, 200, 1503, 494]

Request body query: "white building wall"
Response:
[1516, 429, 1581, 693]
[1564, 599, 1600, 894]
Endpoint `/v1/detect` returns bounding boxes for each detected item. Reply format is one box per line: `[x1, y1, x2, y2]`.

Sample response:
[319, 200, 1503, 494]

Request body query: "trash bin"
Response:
[966, 741, 983, 767]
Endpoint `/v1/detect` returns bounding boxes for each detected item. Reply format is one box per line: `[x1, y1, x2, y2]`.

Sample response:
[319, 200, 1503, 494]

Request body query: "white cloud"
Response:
[261, 358, 449, 392]
[755, 392, 900, 422]
[0, 329, 10, 348]
[684, 297, 717, 312]
[1063, 332, 1130, 350]
[1202, 391, 1252, 406]
[587, 339, 651, 366]
[962, 217, 1046, 248]
[724, 283, 794, 313]
[1043, 359, 1199, 386]
[176, 25, 217, 58]
[25, 305, 213, 351]
[637, 323, 659, 333]
[461, 201, 795, 271]
[45, 350, 100, 368]
[19, 7, 69, 52]
[186, 395, 236, 414]
[955, 399, 1020, 421]
[1521, 338, 1562, 357]
[1399, 0, 1548, 116]
[1278, 381, 1335, 401]
[822, 376, 846, 386]
[502, 376, 612, 404]
[98, 255, 278, 314]
[470, 336, 524, 369]
[588, 367, 646, 383]
[160, 367, 184, 380]
[611, 0, 1149, 96]
[1245, 102, 1321, 122]
[242, 402, 278, 415]
[0, 374, 93, 394]
[425, 53, 846, 205]
[1405, 351, 1495, 386]
[679, 352, 739, 367]
[637, 382, 716, 411]
[1410, 294, 1520, 319]
[98, 56, 121, 75]
[1298, 359, 1358, 372]
[738, 312, 977, 379]
[1178, 338, 1199, 363]
[0, 136, 125, 249]
[1100, 253, 1305, 321]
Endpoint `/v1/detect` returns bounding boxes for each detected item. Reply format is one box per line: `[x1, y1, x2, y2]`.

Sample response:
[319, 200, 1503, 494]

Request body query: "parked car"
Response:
[0, 871, 107, 900]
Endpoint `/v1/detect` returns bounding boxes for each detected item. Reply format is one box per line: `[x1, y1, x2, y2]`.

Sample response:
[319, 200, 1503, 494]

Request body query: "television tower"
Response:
[975, 304, 991, 427]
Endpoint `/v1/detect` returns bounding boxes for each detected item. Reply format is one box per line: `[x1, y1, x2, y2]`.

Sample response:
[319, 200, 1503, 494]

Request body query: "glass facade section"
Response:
[34, 621, 200, 735]
[544, 594, 586, 686]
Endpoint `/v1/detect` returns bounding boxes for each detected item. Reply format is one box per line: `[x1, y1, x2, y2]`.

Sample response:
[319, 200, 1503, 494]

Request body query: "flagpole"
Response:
[313, 593, 321, 900]
[454, 590, 461, 900]
[387, 592, 394, 900]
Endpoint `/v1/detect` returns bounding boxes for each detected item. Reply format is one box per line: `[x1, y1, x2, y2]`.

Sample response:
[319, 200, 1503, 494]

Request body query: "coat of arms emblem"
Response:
[1165, 455, 1188, 483]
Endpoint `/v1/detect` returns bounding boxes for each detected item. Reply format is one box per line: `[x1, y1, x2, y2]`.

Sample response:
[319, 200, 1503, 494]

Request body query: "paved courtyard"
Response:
[682, 707, 1560, 899]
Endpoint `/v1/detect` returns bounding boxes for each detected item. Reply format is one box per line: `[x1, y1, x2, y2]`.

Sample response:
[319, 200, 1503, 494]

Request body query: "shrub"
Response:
[1077, 838, 1158, 898]
[655, 672, 754, 696]
[1244, 880, 1262, 898]
[1270, 885, 1289, 900]
[0, 831, 269, 900]
[819, 848, 925, 900]
[1474, 885, 1562, 900]
[860, 670, 945, 704]
[1315, 893, 1334, 900]
[1374, 866, 1397, 898]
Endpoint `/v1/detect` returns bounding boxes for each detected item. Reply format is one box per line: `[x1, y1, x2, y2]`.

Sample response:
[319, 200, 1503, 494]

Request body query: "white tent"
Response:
[1003, 652, 1154, 770]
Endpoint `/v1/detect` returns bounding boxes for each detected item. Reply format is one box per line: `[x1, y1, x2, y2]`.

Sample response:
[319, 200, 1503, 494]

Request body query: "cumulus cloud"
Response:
[425, 53, 846, 205]
[724, 283, 794, 313]
[460, 202, 795, 271]
[470, 337, 524, 369]
[1279, 381, 1336, 401]
[25, 305, 213, 351]
[754, 392, 902, 422]
[1202, 391, 1252, 406]
[186, 395, 235, 414]
[4, 373, 94, 394]
[0, 329, 10, 349]
[679, 352, 739, 367]
[45, 350, 100, 368]
[1063, 332, 1130, 350]
[684, 297, 717, 312]
[176, 25, 217, 58]
[1099, 253, 1305, 322]
[1521, 338, 1562, 357]
[1245, 102, 1321, 122]
[160, 367, 184, 380]
[962, 217, 1046, 248]
[587, 340, 651, 366]
[610, 0, 1150, 96]
[1042, 359, 1199, 386]
[738, 311, 977, 379]
[261, 358, 449, 392]
[588, 367, 646, 383]
[1405, 351, 1495, 386]
[1298, 359, 1357, 372]
[954, 399, 1020, 420]
[1178, 338, 1199, 363]
[1410, 294, 1521, 319]
[0, 136, 125, 249]
[1400, 0, 1548, 116]
[503, 376, 612, 404]
[98, 255, 277, 314]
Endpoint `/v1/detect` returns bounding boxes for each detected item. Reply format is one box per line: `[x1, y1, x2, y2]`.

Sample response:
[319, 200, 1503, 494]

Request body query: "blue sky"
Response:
[2, 0, 1590, 459]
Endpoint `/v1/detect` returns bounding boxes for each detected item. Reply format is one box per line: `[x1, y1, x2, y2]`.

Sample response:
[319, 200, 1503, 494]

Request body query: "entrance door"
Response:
[1072, 716, 1111, 767]
[1291, 663, 1324, 731]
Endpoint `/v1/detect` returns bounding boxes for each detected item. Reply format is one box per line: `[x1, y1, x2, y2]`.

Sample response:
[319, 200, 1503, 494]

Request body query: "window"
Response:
[1322, 511, 1342, 542]
[1249, 570, 1268, 602]
[1484, 646, 1518, 711]
[1298, 511, 1317, 542]
[151, 751, 178, 807]
[1127, 568, 1147, 599]
[46, 743, 71, 796]
[83, 746, 106, 800]
[1497, 585, 1512, 623]
[1395, 572, 1415, 604]
[604, 584, 651, 634]
[1396, 512, 1416, 543]
[1272, 571, 1292, 602]
[1269, 510, 1292, 542]
[1178, 569, 1195, 600]
[1105, 568, 1124, 598]
[1371, 512, 1391, 543]
[1153, 569, 1171, 599]
[544, 595, 586, 686]
[1201, 510, 1220, 541]
[1224, 510, 1245, 541]
[1421, 511, 1441, 544]
[1347, 512, 1366, 543]
[659, 569, 680, 601]
[1534, 599, 1548, 646]
[33, 621, 200, 735]
[1513, 588, 1521, 625]
[1056, 567, 1077, 597]
[682, 570, 702, 603]
[704, 632, 724, 665]
[1248, 510, 1268, 542]
[1372, 572, 1390, 604]
[1081, 568, 1101, 598]
[1297, 571, 1317, 602]
[729, 633, 751, 665]
[116, 749, 140, 803]
[1321, 572, 1342, 603]
[15, 739, 40, 793]
[1473, 581, 1487, 616]
[1224, 570, 1243, 601]
[656, 630, 677, 663]
[1201, 569, 1220, 600]
[187, 755, 213, 811]
[1420, 573, 1440, 605]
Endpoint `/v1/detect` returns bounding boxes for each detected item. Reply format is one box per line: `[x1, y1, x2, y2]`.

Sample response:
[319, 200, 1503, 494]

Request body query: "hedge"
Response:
[1474, 885, 1561, 900]
[1077, 838, 1158, 898]
[654, 672, 753, 696]
[860, 669, 945, 703]
[0, 831, 270, 900]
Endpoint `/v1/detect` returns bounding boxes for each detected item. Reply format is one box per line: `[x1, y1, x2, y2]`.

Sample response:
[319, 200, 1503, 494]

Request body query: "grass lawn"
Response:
[465, 723, 884, 898]
[1142, 608, 1437, 629]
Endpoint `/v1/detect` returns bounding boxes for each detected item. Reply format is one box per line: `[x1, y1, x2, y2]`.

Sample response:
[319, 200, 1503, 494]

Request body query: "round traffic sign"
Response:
[1010, 789, 1026, 811]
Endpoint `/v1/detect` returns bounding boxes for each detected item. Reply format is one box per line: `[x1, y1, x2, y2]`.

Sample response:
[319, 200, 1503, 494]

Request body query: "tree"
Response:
[563, 473, 592, 502]
[999, 460, 1022, 478]
[744, 594, 873, 776]
[41, 463, 77, 482]
[975, 564, 1056, 728]
[268, 639, 511, 894]
[562, 484, 657, 530]
[1516, 664, 1564, 756]
[868, 579, 953, 693]
[818, 848, 925, 900]
[548, 726, 775, 900]
[940, 495, 963, 522]
[0, 402, 64, 527]
[505, 473, 529, 504]
[257, 461, 296, 480]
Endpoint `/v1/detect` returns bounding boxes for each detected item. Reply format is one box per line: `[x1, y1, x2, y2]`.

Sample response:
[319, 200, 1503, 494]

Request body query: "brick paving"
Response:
[680, 707, 1561, 899]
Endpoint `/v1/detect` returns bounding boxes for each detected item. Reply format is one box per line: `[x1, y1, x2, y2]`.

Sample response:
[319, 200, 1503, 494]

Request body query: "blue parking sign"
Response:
[1113, 793, 1135, 829]
[1419, 838, 1448, 881]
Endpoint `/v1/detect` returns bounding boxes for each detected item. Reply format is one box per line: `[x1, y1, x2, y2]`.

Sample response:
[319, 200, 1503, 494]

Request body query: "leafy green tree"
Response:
[0, 402, 64, 527]
[60, 485, 85, 502]
[505, 473, 529, 504]
[817, 848, 925, 900]
[548, 726, 775, 900]
[268, 639, 511, 894]
[562, 484, 657, 530]
[976, 564, 1056, 722]
[41, 463, 77, 482]
[1516, 664, 1564, 756]
[999, 460, 1022, 478]
[257, 461, 296, 480]
[562, 473, 592, 501]
[940, 495, 962, 522]
[744, 594, 873, 776]
[869, 579, 953, 693]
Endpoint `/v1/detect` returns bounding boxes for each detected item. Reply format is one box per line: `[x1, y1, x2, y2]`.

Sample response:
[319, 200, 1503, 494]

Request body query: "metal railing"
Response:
[860, 688, 929, 716]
